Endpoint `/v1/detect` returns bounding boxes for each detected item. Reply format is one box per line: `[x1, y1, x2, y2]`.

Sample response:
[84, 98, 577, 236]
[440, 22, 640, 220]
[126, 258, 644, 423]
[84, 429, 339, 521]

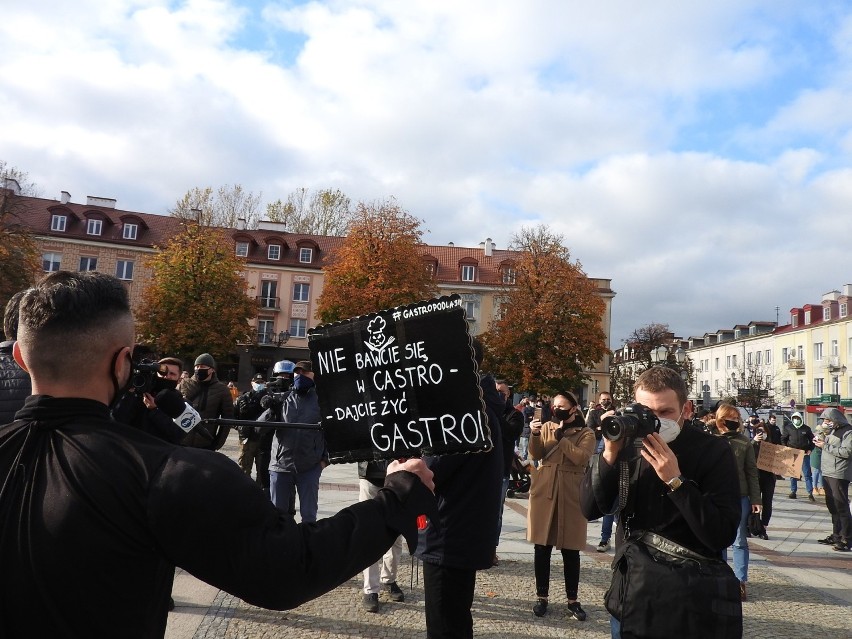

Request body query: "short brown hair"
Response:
[634, 366, 687, 406]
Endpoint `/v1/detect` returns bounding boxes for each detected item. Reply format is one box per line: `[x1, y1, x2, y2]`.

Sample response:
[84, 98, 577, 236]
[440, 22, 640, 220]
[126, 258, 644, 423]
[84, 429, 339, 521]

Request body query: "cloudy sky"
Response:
[3, 1, 851, 344]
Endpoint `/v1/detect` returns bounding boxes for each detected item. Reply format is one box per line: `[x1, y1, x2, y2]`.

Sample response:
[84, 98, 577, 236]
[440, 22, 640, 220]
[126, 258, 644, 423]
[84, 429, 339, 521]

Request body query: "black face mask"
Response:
[195, 368, 210, 382]
[151, 375, 178, 394]
[552, 407, 573, 422]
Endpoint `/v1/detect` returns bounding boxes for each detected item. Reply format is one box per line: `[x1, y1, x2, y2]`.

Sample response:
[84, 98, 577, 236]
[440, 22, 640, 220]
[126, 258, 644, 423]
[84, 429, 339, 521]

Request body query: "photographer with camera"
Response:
[0, 272, 437, 637]
[233, 373, 270, 482]
[112, 353, 199, 444]
[580, 366, 741, 639]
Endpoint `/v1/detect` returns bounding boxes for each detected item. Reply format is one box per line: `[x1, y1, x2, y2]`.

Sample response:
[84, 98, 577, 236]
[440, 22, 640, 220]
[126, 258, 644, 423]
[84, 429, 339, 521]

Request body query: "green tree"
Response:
[136, 223, 257, 360]
[169, 184, 262, 229]
[0, 161, 41, 315]
[266, 187, 353, 236]
[479, 225, 607, 394]
[316, 199, 437, 323]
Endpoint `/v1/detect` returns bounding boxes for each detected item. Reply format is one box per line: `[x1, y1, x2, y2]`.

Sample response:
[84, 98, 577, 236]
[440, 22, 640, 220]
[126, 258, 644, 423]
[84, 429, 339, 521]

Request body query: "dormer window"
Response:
[299, 247, 313, 263]
[87, 219, 103, 236]
[734, 329, 741, 339]
[804, 310, 811, 324]
[268, 244, 281, 260]
[51, 214, 67, 232]
[824, 307, 831, 321]
[236, 242, 249, 257]
[502, 267, 516, 285]
[461, 265, 476, 282]
[841, 303, 848, 318]
[122, 223, 138, 240]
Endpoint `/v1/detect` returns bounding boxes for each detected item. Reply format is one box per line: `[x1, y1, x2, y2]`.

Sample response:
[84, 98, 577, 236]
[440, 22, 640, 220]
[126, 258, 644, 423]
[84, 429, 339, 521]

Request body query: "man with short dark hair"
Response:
[0, 272, 435, 637]
[580, 366, 741, 639]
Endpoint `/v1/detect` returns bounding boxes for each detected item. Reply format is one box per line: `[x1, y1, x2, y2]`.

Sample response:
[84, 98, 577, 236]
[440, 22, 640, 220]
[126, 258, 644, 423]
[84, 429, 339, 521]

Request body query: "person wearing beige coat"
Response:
[527, 391, 596, 622]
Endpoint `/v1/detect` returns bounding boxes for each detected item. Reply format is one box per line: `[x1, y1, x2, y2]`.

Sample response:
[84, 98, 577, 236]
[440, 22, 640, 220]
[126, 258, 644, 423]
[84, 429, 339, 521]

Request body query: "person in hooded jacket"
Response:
[813, 408, 852, 552]
[0, 291, 31, 425]
[414, 339, 504, 639]
[781, 411, 815, 500]
[268, 361, 328, 523]
[179, 353, 234, 450]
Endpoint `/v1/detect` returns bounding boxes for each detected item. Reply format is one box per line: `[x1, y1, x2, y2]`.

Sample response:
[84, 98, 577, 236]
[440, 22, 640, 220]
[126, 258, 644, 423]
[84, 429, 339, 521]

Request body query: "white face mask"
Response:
[252, 382, 265, 392]
[657, 405, 685, 444]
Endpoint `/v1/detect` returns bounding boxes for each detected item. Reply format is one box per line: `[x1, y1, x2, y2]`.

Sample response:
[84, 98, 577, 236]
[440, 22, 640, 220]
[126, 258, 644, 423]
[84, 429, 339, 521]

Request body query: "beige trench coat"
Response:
[526, 419, 596, 550]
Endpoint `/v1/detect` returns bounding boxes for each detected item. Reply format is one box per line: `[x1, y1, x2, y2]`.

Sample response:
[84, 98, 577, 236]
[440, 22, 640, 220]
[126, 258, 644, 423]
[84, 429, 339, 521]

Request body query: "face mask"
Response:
[293, 374, 315, 393]
[195, 368, 210, 382]
[601, 400, 612, 408]
[252, 382, 265, 392]
[657, 405, 685, 444]
[552, 407, 573, 422]
[792, 419, 802, 428]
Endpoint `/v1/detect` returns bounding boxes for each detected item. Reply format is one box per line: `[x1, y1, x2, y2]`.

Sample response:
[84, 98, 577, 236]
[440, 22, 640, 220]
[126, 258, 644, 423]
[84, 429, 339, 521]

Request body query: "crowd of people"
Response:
[1, 271, 851, 639]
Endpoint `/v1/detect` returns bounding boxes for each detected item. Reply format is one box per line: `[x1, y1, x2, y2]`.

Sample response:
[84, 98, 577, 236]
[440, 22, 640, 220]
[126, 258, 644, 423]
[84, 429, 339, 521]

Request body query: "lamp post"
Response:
[652, 343, 690, 387]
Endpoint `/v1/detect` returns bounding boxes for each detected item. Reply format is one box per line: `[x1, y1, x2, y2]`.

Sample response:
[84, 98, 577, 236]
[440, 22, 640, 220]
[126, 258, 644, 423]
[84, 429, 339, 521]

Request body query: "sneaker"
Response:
[808, 492, 816, 502]
[788, 492, 797, 499]
[833, 541, 851, 552]
[597, 540, 611, 553]
[818, 535, 838, 545]
[384, 581, 405, 602]
[566, 601, 587, 621]
[532, 597, 548, 617]
[362, 593, 379, 613]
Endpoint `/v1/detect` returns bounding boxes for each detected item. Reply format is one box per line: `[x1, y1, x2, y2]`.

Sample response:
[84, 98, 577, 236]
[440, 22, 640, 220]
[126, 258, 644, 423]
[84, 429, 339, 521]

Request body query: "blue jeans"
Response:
[812, 465, 823, 490]
[610, 615, 621, 638]
[726, 496, 750, 582]
[518, 436, 529, 460]
[270, 464, 323, 523]
[790, 455, 813, 495]
[496, 476, 510, 545]
[594, 438, 615, 542]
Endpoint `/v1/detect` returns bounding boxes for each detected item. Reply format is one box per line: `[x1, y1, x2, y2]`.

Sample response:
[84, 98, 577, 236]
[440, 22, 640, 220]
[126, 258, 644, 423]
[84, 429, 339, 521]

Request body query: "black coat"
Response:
[0, 341, 31, 425]
[415, 374, 504, 570]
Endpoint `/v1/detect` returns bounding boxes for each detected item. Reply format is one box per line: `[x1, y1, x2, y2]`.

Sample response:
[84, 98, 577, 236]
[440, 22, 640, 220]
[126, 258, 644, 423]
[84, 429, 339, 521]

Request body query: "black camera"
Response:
[601, 403, 660, 454]
[130, 360, 169, 395]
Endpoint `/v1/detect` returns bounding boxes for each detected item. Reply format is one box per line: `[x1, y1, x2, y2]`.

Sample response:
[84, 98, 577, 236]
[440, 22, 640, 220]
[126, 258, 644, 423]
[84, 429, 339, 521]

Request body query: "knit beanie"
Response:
[194, 353, 216, 368]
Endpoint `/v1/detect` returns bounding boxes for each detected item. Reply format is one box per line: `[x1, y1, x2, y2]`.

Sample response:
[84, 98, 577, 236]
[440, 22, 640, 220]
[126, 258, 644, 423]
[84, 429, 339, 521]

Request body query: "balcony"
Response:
[257, 296, 280, 311]
[825, 356, 845, 372]
[787, 359, 805, 372]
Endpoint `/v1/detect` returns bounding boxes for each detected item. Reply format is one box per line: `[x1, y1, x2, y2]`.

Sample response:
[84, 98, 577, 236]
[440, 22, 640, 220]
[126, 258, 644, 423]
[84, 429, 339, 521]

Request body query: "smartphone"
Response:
[533, 407, 542, 422]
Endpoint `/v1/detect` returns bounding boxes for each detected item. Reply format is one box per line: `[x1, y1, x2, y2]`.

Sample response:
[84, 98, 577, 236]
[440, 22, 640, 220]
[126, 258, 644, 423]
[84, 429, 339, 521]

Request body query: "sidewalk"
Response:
[166, 434, 852, 638]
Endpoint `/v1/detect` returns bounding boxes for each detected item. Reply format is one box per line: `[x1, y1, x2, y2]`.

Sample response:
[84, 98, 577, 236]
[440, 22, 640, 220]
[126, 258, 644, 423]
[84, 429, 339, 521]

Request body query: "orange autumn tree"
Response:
[0, 161, 41, 313]
[317, 199, 438, 323]
[136, 222, 256, 360]
[480, 225, 607, 394]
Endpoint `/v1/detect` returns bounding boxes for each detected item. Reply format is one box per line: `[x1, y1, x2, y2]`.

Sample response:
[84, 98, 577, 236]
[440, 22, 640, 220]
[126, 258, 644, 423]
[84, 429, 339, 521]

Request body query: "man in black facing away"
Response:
[580, 366, 741, 639]
[0, 271, 435, 638]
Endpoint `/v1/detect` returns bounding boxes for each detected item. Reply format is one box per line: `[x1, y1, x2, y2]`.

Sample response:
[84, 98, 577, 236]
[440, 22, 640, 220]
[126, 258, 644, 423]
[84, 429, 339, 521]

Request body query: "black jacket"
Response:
[580, 425, 740, 558]
[500, 402, 525, 476]
[414, 374, 504, 570]
[0, 395, 435, 638]
[781, 423, 815, 452]
[0, 341, 31, 425]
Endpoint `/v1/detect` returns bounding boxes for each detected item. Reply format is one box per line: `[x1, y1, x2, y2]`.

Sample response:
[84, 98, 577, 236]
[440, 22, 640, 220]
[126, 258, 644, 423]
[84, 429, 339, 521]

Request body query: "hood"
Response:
[819, 407, 849, 427]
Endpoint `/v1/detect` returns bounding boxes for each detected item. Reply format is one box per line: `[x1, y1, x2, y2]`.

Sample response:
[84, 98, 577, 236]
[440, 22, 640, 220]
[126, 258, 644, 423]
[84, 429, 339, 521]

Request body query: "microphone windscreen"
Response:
[155, 389, 187, 418]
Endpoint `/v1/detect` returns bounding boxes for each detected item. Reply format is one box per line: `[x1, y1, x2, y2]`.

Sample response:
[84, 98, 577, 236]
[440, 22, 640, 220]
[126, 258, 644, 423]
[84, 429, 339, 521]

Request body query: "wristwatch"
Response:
[666, 475, 686, 492]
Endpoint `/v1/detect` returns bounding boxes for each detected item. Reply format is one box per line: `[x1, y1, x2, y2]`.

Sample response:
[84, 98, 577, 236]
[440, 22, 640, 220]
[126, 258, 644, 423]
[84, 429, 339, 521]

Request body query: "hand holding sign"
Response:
[388, 458, 435, 493]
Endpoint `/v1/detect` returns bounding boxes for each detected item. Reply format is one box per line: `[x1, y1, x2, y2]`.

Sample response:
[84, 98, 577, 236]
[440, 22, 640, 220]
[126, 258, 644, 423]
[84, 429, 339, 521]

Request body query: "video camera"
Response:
[601, 403, 661, 459]
[130, 359, 171, 395]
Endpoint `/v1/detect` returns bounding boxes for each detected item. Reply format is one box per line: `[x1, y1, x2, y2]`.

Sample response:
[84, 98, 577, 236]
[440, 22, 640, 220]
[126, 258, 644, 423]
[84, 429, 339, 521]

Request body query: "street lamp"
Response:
[257, 330, 290, 346]
[652, 344, 686, 366]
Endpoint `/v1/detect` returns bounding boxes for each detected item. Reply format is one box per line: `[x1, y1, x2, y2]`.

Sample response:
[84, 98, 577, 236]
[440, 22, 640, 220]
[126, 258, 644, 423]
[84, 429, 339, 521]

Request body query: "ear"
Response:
[12, 341, 29, 372]
[682, 400, 695, 422]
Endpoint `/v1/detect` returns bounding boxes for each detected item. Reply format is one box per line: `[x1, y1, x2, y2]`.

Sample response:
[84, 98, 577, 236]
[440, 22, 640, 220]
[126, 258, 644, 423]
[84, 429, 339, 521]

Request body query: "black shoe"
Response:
[788, 492, 797, 499]
[808, 492, 816, 502]
[760, 532, 769, 540]
[533, 597, 548, 617]
[566, 601, 587, 621]
[818, 535, 838, 545]
[362, 593, 379, 613]
[168, 597, 175, 612]
[384, 581, 405, 602]
[833, 541, 851, 552]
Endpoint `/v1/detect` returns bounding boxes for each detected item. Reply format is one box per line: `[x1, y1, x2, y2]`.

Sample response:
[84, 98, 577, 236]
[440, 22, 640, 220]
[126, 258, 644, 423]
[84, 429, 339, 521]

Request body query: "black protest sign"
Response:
[307, 295, 491, 463]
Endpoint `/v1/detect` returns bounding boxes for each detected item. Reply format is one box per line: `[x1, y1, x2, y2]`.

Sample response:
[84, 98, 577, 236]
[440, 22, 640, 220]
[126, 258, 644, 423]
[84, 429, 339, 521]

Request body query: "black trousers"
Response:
[534, 544, 580, 600]
[422, 561, 476, 639]
[757, 469, 776, 526]
[823, 477, 851, 541]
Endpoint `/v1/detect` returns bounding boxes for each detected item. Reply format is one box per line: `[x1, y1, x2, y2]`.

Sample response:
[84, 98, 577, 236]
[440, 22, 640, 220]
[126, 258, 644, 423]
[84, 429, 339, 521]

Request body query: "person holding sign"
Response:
[0, 272, 437, 638]
[527, 391, 595, 622]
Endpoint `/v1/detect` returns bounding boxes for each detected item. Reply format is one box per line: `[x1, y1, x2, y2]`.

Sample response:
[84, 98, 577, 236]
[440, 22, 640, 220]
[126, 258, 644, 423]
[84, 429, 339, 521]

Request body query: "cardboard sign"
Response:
[307, 294, 491, 463]
[756, 442, 804, 478]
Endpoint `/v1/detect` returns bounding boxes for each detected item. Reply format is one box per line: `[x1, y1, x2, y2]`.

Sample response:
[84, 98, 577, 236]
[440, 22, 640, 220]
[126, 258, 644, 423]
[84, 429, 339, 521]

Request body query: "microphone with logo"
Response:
[154, 389, 202, 434]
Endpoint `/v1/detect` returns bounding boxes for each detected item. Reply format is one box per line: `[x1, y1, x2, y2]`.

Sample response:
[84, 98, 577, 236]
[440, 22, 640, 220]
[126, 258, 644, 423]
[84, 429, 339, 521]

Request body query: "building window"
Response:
[464, 301, 476, 321]
[268, 244, 281, 260]
[289, 318, 307, 338]
[814, 378, 824, 395]
[824, 306, 831, 320]
[734, 329, 741, 339]
[50, 214, 67, 232]
[805, 310, 811, 324]
[714, 358, 719, 371]
[236, 242, 249, 257]
[782, 348, 789, 363]
[260, 281, 278, 308]
[122, 223, 138, 240]
[87, 218, 103, 236]
[747, 352, 753, 367]
[755, 351, 762, 366]
[833, 376, 840, 394]
[257, 319, 274, 343]
[502, 268, 516, 285]
[814, 342, 823, 361]
[299, 248, 313, 263]
[797, 345, 803, 361]
[293, 283, 310, 302]
[841, 303, 848, 318]
[42, 252, 61, 272]
[765, 350, 771, 365]
[797, 379, 804, 401]
[726, 355, 731, 368]
[425, 262, 436, 277]
[782, 380, 791, 396]
[831, 339, 839, 357]
[79, 256, 98, 272]
[732, 355, 737, 367]
[115, 260, 134, 280]
[461, 265, 476, 282]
